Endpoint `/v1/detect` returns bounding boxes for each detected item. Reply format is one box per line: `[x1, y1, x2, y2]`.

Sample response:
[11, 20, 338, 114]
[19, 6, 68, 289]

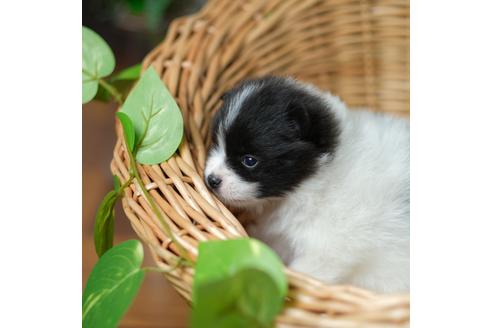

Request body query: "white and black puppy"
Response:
[204, 76, 409, 293]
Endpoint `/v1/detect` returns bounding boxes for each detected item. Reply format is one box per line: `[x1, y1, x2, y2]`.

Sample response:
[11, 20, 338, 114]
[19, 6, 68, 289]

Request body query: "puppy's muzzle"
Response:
[207, 174, 222, 189]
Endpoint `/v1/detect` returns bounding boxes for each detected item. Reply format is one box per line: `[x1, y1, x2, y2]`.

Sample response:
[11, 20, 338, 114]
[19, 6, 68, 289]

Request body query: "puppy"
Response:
[204, 76, 409, 293]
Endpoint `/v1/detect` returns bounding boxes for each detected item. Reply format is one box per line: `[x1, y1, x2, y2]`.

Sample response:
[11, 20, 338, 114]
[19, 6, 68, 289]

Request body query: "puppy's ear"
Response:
[220, 90, 231, 101]
[286, 100, 311, 139]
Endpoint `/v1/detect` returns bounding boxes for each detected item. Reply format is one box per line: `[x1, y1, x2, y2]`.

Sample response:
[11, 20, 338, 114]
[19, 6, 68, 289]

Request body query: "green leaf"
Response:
[82, 77, 99, 104]
[112, 63, 142, 81]
[93, 190, 119, 257]
[193, 268, 282, 328]
[83, 240, 145, 328]
[193, 238, 287, 295]
[113, 175, 121, 192]
[191, 238, 287, 328]
[116, 112, 136, 153]
[82, 26, 115, 104]
[120, 67, 183, 164]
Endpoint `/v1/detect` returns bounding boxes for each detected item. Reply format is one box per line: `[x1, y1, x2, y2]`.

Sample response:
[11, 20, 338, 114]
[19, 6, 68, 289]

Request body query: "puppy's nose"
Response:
[207, 174, 222, 189]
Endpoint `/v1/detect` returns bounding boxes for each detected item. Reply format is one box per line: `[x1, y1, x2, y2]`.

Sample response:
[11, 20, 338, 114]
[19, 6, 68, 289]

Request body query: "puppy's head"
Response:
[204, 76, 341, 207]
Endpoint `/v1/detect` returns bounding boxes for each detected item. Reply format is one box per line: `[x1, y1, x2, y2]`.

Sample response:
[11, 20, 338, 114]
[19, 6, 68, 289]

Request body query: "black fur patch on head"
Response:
[212, 76, 340, 198]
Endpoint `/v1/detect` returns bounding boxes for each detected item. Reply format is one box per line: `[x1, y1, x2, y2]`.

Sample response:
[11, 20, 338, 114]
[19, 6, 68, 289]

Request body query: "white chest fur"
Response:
[247, 109, 410, 293]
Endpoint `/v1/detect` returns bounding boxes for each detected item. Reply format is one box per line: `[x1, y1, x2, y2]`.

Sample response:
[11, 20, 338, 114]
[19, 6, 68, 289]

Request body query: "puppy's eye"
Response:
[241, 155, 258, 168]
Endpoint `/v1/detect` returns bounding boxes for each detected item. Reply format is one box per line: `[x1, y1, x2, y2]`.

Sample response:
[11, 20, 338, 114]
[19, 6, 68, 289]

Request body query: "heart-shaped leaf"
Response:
[192, 238, 287, 328]
[82, 26, 115, 104]
[116, 112, 136, 153]
[83, 240, 145, 328]
[119, 67, 183, 164]
[93, 190, 119, 257]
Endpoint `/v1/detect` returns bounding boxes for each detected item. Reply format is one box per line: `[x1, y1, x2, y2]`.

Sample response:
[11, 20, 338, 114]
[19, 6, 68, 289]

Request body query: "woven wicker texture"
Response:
[111, 0, 410, 326]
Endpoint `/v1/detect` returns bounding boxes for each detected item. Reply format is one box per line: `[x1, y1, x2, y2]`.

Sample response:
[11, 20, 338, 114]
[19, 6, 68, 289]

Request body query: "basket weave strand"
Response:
[111, 0, 410, 326]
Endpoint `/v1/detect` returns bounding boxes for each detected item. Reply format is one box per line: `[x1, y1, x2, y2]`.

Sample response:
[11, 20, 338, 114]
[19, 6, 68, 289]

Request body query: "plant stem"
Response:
[99, 78, 123, 105]
[118, 120, 193, 265]
[127, 152, 193, 265]
[118, 177, 134, 196]
[116, 93, 193, 265]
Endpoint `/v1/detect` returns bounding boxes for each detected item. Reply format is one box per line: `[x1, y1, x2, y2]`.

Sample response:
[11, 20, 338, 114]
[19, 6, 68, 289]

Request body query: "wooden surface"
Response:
[83, 101, 189, 327]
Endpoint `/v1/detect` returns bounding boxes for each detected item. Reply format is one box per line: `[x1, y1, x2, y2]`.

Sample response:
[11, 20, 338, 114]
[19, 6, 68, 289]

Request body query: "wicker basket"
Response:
[111, 0, 410, 326]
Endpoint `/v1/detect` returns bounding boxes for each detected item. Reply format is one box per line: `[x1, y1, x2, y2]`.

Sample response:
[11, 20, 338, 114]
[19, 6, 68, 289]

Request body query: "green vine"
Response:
[98, 78, 123, 105]
[121, 123, 193, 265]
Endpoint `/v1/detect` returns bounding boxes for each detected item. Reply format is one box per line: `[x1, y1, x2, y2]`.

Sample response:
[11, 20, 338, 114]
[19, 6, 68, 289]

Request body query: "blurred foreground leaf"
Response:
[192, 238, 287, 328]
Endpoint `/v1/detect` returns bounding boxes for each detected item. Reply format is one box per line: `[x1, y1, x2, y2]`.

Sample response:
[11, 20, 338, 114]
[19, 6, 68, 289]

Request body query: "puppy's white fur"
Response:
[246, 93, 409, 293]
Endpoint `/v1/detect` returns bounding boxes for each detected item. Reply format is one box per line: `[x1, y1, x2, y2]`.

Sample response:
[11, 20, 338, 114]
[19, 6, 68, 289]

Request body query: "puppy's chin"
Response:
[212, 192, 264, 209]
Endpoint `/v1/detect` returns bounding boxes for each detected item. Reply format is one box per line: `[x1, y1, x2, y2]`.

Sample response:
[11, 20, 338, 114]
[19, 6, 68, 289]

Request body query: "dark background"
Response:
[83, 1, 205, 326]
